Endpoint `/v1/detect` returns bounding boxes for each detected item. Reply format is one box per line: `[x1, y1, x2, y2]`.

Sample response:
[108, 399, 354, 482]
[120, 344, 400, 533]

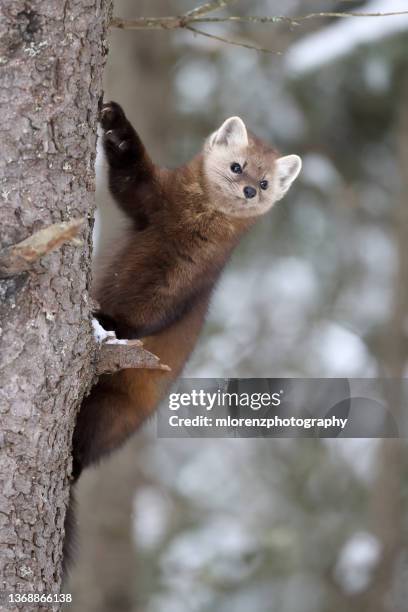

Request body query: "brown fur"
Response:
[71, 102, 301, 479]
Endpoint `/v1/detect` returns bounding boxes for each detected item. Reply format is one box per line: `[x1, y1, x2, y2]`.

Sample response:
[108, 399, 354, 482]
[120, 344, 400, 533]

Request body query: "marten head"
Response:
[204, 117, 301, 218]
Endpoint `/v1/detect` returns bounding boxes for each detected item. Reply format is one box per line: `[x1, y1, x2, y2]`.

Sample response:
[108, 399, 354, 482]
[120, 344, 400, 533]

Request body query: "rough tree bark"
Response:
[68, 3, 179, 604]
[0, 0, 111, 605]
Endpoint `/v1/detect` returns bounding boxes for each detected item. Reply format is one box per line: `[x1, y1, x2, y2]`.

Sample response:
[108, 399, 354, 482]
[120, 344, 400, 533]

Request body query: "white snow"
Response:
[91, 318, 116, 343]
[175, 59, 219, 112]
[301, 153, 341, 190]
[132, 487, 172, 550]
[325, 439, 380, 483]
[160, 517, 258, 580]
[286, 0, 408, 74]
[310, 322, 376, 376]
[334, 531, 381, 594]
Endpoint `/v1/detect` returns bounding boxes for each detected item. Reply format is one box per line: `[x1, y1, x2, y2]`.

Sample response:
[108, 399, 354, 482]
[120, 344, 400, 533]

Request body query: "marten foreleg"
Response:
[100, 101, 156, 221]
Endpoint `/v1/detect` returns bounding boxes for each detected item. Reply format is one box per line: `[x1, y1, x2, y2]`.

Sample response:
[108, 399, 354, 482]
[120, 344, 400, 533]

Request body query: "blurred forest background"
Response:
[68, 1, 408, 611]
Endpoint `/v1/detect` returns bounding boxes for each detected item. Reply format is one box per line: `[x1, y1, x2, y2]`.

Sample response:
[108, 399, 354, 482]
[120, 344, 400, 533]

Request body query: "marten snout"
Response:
[243, 185, 257, 199]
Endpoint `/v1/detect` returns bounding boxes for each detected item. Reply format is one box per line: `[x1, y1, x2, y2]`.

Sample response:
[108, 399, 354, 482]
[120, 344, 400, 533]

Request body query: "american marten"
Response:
[72, 102, 301, 479]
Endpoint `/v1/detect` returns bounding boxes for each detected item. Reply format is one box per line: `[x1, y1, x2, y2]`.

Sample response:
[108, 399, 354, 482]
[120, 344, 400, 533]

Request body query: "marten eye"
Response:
[260, 180, 268, 190]
[230, 162, 242, 174]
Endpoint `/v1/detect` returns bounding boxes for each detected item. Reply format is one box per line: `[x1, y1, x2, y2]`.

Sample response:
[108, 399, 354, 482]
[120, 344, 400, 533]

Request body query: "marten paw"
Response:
[100, 101, 135, 160]
[100, 101, 126, 131]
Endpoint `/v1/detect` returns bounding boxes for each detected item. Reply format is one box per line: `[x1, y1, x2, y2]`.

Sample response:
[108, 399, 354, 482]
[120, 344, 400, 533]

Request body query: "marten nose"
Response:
[243, 186, 257, 199]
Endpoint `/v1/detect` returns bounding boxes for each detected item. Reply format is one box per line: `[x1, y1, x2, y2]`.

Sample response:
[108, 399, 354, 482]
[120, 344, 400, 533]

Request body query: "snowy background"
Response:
[68, 2, 408, 611]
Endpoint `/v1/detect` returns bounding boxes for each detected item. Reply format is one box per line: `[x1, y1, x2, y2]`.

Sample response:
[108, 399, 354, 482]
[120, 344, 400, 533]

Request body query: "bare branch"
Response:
[183, 11, 408, 26]
[97, 337, 171, 375]
[0, 218, 84, 278]
[110, 16, 183, 31]
[185, 25, 279, 54]
[110, 15, 288, 31]
[111, 10, 408, 32]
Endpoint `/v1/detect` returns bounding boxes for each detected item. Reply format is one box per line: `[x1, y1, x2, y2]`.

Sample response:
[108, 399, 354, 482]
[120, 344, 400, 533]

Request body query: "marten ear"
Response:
[211, 117, 248, 148]
[275, 155, 302, 199]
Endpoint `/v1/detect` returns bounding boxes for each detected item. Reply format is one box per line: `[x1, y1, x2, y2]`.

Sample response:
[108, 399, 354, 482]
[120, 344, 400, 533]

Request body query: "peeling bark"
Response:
[0, 0, 111, 606]
[0, 218, 84, 278]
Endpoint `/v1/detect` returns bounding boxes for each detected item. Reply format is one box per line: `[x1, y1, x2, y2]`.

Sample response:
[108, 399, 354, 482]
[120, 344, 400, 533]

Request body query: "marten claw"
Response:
[100, 101, 126, 131]
[100, 102, 133, 156]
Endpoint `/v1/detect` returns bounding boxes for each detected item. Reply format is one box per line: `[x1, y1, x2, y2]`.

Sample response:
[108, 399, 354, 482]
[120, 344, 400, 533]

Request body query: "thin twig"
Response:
[0, 218, 84, 278]
[185, 0, 238, 18]
[291, 10, 408, 20]
[185, 25, 279, 54]
[191, 16, 293, 25]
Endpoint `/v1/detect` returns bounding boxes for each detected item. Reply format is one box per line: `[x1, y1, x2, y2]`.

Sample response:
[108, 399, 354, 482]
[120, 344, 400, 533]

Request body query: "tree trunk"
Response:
[69, 2, 179, 606]
[0, 0, 111, 605]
